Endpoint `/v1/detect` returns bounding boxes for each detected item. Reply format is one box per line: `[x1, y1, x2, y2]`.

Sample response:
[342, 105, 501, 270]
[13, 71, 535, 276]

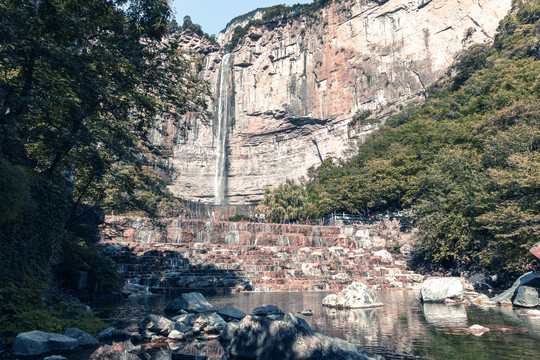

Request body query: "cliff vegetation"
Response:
[258, 0, 540, 277]
[0, 0, 205, 343]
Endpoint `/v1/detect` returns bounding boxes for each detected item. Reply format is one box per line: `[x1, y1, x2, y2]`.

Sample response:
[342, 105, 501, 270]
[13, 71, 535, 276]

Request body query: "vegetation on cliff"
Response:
[226, 0, 335, 51]
[259, 0, 540, 276]
[0, 0, 205, 342]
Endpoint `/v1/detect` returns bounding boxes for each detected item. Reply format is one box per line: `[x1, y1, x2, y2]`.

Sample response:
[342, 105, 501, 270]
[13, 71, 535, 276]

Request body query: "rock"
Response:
[373, 250, 393, 263]
[89, 340, 143, 360]
[419, 277, 463, 302]
[217, 306, 246, 321]
[139, 314, 176, 335]
[252, 305, 284, 316]
[400, 243, 415, 256]
[229, 314, 384, 360]
[301, 309, 313, 316]
[165, 292, 215, 313]
[219, 321, 239, 341]
[44, 356, 68, 360]
[96, 327, 115, 342]
[491, 272, 540, 303]
[12, 330, 79, 356]
[65, 328, 98, 347]
[526, 309, 540, 317]
[467, 324, 490, 336]
[514, 285, 540, 308]
[168, 330, 186, 340]
[96, 327, 133, 342]
[322, 281, 383, 309]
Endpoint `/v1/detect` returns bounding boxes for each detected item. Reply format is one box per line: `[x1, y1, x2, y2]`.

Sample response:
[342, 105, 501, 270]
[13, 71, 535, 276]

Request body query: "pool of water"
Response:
[91, 290, 540, 360]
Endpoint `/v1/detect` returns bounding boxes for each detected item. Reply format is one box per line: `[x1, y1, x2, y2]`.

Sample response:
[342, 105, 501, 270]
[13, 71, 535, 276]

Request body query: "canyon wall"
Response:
[165, 0, 512, 205]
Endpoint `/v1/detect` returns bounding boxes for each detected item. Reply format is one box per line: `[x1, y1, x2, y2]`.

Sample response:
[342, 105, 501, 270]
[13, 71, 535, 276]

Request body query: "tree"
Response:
[0, 0, 206, 339]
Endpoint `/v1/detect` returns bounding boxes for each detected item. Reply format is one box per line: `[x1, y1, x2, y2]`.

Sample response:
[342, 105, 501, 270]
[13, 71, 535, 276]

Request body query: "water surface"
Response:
[92, 290, 540, 359]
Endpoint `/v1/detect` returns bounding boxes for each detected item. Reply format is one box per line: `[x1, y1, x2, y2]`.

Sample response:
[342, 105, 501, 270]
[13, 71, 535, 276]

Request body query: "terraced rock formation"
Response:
[101, 216, 424, 293]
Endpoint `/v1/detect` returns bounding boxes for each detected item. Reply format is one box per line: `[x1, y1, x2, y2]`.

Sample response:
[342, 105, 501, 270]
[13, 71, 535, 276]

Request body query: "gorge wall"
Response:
[161, 0, 512, 205]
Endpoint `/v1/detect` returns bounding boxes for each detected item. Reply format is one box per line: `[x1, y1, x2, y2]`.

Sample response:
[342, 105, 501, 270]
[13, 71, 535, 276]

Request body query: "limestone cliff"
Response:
[164, 0, 512, 205]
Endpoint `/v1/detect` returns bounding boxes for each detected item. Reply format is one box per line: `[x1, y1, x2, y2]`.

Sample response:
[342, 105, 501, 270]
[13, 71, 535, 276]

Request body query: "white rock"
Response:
[420, 277, 464, 302]
[322, 281, 383, 309]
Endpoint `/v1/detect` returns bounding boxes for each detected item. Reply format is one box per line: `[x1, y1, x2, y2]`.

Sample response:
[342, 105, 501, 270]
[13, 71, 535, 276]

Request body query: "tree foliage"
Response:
[0, 0, 205, 339]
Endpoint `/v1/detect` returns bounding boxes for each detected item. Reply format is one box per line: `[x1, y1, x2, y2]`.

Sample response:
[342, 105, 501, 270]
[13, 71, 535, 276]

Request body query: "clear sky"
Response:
[172, 0, 313, 37]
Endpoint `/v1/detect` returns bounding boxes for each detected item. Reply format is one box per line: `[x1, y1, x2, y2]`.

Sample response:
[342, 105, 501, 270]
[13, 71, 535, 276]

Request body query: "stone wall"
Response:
[101, 216, 423, 293]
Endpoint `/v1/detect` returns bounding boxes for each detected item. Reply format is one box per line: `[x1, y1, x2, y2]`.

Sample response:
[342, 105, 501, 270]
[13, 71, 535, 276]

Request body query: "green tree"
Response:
[0, 0, 205, 339]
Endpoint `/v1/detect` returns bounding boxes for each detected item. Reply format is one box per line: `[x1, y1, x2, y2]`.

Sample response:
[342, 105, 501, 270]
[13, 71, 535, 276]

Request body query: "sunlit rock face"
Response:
[164, 0, 511, 204]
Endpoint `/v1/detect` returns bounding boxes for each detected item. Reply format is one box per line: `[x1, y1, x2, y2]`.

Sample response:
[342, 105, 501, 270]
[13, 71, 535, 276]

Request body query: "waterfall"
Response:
[215, 53, 232, 204]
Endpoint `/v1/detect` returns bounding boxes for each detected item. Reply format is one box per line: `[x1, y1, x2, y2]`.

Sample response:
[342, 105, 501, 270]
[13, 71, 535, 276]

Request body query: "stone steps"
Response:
[101, 218, 424, 293]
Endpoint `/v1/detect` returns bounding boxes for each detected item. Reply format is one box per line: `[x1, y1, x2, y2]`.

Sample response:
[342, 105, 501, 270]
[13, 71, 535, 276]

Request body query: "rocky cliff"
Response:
[164, 0, 512, 205]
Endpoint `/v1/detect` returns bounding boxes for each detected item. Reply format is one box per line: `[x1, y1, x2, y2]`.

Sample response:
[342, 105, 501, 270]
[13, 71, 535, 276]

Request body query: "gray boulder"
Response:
[419, 277, 463, 302]
[491, 272, 540, 307]
[514, 285, 540, 308]
[219, 321, 239, 341]
[65, 328, 98, 347]
[252, 305, 283, 316]
[165, 292, 215, 313]
[229, 314, 384, 360]
[139, 314, 175, 335]
[12, 330, 79, 356]
[217, 306, 246, 321]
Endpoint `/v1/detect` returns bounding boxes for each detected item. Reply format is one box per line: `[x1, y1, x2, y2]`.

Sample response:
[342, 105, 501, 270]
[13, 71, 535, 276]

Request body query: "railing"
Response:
[322, 211, 410, 226]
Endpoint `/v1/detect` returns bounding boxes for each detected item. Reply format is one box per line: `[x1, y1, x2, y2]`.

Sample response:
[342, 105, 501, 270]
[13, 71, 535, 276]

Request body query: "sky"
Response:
[172, 0, 313, 37]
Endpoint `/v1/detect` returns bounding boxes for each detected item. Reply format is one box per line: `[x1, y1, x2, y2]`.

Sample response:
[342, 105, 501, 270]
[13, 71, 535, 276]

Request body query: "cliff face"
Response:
[166, 0, 512, 205]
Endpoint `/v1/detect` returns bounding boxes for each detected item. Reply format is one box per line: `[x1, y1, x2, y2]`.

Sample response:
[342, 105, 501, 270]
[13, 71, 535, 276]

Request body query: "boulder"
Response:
[322, 282, 383, 309]
[229, 314, 384, 360]
[467, 324, 490, 336]
[419, 277, 463, 302]
[65, 328, 98, 347]
[217, 306, 246, 321]
[96, 327, 133, 342]
[252, 305, 284, 316]
[491, 272, 540, 307]
[514, 285, 540, 308]
[219, 321, 239, 341]
[139, 314, 175, 335]
[373, 250, 393, 263]
[165, 292, 215, 313]
[12, 330, 79, 356]
[168, 330, 186, 340]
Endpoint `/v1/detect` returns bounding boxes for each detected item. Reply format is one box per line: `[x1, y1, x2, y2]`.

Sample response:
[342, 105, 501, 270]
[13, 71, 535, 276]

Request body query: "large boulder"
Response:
[138, 314, 175, 335]
[217, 306, 246, 321]
[65, 328, 98, 347]
[165, 292, 215, 313]
[513, 285, 540, 308]
[491, 272, 540, 307]
[322, 282, 383, 309]
[419, 278, 463, 302]
[229, 314, 384, 360]
[12, 330, 79, 356]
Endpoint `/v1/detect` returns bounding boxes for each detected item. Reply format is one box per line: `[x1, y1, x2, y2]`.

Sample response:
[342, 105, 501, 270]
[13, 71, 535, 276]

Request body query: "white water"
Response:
[215, 53, 232, 204]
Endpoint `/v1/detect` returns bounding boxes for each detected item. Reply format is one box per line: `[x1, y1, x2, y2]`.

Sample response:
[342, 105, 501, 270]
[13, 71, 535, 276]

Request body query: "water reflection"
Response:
[91, 290, 540, 360]
[422, 303, 468, 328]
